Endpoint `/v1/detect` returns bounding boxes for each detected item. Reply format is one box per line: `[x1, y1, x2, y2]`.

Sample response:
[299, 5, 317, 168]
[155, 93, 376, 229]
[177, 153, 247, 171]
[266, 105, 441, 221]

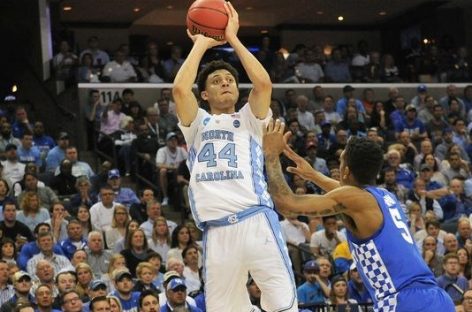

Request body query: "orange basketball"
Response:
[186, 0, 228, 41]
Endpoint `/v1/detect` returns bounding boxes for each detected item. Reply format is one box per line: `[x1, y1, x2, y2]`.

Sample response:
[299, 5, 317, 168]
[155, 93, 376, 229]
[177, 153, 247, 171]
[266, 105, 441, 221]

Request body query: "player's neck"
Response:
[210, 104, 235, 115]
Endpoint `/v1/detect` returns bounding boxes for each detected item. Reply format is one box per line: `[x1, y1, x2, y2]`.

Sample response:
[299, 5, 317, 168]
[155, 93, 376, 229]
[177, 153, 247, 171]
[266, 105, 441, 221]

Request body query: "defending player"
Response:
[172, 2, 297, 312]
[262, 119, 454, 312]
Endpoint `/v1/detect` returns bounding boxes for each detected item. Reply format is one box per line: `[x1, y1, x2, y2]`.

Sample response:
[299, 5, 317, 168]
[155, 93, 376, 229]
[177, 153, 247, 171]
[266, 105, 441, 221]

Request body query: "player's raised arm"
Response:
[224, 2, 271, 119]
[282, 132, 341, 192]
[172, 32, 225, 126]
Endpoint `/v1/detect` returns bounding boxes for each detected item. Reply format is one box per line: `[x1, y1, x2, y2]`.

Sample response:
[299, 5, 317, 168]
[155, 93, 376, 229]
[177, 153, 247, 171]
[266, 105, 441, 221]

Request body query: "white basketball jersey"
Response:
[179, 103, 273, 226]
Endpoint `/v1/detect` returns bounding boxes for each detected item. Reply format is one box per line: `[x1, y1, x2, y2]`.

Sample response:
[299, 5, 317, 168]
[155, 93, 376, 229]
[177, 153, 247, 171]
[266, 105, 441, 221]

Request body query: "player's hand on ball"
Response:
[223, 1, 239, 42]
[263, 119, 285, 157]
[186, 29, 226, 49]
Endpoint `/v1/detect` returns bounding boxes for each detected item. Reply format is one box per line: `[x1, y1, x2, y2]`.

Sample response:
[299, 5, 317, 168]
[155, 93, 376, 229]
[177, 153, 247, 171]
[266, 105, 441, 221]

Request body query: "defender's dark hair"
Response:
[344, 137, 384, 185]
[196, 60, 239, 95]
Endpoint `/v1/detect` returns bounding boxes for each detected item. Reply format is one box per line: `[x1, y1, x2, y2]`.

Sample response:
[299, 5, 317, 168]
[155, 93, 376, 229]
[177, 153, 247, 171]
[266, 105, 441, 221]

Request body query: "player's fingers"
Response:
[283, 131, 292, 144]
[227, 1, 237, 17]
[186, 29, 194, 40]
[286, 166, 296, 173]
[225, 1, 234, 18]
[279, 122, 285, 134]
[273, 119, 281, 133]
[267, 119, 274, 133]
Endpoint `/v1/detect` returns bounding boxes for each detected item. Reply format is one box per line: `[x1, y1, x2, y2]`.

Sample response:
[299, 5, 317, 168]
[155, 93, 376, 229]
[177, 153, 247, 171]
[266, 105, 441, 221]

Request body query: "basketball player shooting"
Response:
[262, 119, 455, 312]
[173, 2, 297, 312]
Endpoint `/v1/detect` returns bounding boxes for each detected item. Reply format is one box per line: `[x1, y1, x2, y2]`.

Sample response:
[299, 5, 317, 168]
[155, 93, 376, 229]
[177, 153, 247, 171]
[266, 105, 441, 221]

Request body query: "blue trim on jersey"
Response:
[249, 137, 273, 208]
[263, 209, 297, 311]
[188, 186, 204, 230]
[204, 205, 267, 228]
[187, 146, 197, 172]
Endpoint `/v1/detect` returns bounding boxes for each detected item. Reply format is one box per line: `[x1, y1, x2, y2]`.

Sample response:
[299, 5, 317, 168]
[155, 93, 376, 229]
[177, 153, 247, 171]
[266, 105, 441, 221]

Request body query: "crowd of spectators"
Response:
[54, 35, 472, 85]
[4, 32, 472, 311]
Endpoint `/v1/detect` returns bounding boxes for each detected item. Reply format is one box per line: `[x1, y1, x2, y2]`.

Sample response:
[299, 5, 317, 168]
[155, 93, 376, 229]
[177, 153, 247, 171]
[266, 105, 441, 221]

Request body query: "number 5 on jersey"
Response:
[389, 207, 414, 244]
[198, 143, 238, 168]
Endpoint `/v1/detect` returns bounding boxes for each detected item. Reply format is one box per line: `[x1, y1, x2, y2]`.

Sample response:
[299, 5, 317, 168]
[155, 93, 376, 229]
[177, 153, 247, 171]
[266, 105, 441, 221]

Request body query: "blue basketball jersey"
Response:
[347, 186, 436, 311]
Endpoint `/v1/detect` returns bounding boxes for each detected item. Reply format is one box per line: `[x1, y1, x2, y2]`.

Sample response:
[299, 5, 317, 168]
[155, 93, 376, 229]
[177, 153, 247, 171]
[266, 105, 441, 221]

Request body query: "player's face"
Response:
[202, 69, 239, 114]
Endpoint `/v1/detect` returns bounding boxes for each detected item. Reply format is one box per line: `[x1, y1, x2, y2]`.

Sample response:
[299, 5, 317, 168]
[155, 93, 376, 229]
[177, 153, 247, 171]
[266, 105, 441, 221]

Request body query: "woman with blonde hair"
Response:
[75, 262, 94, 300]
[105, 205, 129, 250]
[147, 216, 171, 264]
[101, 253, 127, 292]
[17, 192, 49, 232]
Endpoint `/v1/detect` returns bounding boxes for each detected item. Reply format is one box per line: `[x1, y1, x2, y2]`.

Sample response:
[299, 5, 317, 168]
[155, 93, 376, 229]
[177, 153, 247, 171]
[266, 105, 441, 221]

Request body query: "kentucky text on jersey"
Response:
[201, 130, 234, 142]
[195, 169, 244, 182]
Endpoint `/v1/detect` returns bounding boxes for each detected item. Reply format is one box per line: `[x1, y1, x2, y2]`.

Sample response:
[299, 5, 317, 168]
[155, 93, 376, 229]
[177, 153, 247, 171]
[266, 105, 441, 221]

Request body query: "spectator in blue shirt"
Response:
[17, 132, 41, 167]
[347, 263, 372, 305]
[45, 132, 69, 173]
[436, 253, 468, 304]
[106, 169, 139, 208]
[397, 105, 427, 146]
[11, 106, 33, 139]
[335, 85, 365, 117]
[297, 260, 326, 306]
[110, 270, 141, 312]
[33, 121, 55, 163]
[59, 220, 87, 260]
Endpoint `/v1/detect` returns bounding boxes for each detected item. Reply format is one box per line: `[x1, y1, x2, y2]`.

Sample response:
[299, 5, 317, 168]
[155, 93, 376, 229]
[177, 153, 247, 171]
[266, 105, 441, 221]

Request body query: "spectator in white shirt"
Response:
[155, 132, 188, 206]
[102, 49, 137, 83]
[296, 95, 315, 131]
[89, 185, 118, 232]
[182, 245, 201, 294]
[1, 144, 25, 185]
[310, 215, 346, 257]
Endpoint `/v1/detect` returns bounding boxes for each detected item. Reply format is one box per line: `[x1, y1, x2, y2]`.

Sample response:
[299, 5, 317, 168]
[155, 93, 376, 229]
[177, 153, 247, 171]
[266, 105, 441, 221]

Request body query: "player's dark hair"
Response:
[196, 60, 239, 95]
[344, 137, 384, 185]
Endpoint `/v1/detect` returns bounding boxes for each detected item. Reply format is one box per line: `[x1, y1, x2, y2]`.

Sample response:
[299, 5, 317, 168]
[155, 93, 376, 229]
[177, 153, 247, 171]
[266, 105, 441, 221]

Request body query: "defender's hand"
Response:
[263, 119, 285, 157]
